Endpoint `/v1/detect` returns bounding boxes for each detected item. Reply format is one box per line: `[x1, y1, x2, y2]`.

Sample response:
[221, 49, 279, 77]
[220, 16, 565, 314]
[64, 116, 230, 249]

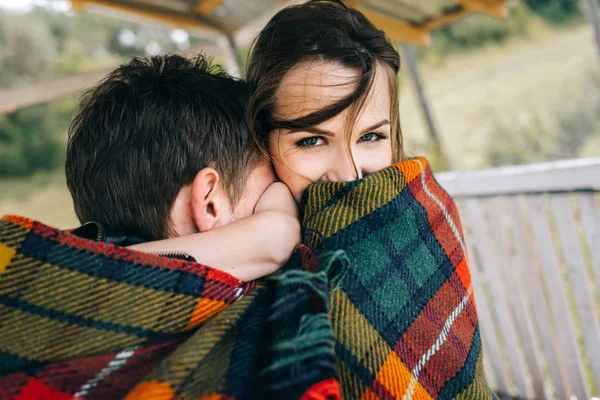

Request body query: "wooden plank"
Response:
[437, 158, 600, 198]
[464, 199, 528, 396]
[456, 201, 500, 390]
[423, 8, 472, 31]
[455, 0, 509, 19]
[0, 41, 222, 114]
[0, 68, 113, 115]
[461, 205, 511, 391]
[71, 0, 237, 35]
[550, 194, 600, 391]
[577, 193, 600, 295]
[354, 6, 432, 45]
[525, 195, 590, 399]
[486, 197, 546, 399]
[510, 196, 571, 399]
[467, 237, 510, 391]
[194, 0, 225, 15]
[481, 337, 498, 390]
[364, 1, 429, 22]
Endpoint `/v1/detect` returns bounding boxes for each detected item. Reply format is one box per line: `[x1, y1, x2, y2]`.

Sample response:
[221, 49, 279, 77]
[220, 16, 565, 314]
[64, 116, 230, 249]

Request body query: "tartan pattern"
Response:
[264, 158, 496, 399]
[0, 158, 495, 399]
[0, 214, 254, 399]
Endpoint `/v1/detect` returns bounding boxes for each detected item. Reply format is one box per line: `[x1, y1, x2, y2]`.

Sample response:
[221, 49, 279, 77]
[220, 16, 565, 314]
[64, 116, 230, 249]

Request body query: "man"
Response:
[65, 54, 299, 281]
[0, 54, 301, 399]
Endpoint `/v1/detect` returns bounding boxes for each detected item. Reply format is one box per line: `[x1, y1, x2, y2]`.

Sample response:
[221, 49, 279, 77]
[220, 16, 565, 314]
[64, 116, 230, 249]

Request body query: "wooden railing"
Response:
[437, 158, 600, 400]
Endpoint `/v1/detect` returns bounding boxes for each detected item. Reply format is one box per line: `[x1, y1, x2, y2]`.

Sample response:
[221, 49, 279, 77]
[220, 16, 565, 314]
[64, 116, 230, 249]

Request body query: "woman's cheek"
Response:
[357, 141, 393, 173]
[277, 151, 321, 201]
[270, 160, 300, 199]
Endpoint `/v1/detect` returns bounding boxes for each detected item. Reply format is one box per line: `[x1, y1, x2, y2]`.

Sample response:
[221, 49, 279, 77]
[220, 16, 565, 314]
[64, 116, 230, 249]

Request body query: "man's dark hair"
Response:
[66, 54, 263, 240]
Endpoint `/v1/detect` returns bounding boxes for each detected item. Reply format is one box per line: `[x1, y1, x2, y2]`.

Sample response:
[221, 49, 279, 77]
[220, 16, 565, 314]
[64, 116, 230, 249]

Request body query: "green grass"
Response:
[0, 170, 64, 202]
[399, 22, 599, 172]
[0, 170, 78, 228]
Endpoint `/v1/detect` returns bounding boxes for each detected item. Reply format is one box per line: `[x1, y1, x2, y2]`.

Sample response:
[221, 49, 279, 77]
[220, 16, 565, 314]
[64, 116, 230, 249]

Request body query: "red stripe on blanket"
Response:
[300, 378, 342, 400]
[14, 378, 71, 400]
[2, 215, 34, 230]
[394, 273, 476, 396]
[28, 220, 243, 287]
[406, 165, 467, 270]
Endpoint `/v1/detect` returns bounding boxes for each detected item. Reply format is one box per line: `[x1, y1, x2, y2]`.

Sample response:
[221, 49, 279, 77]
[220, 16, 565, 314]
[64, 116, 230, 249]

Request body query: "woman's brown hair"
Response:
[246, 0, 404, 164]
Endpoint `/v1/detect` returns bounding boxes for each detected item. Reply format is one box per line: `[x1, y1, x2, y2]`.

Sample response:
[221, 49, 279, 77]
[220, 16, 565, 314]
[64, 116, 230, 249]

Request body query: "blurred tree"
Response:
[0, 100, 70, 175]
[0, 10, 56, 88]
[424, 2, 532, 58]
[0, 5, 183, 177]
[522, 0, 584, 24]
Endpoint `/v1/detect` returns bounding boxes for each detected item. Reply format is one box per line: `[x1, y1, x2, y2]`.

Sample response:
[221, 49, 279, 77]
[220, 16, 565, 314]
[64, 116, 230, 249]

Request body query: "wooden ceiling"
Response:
[70, 0, 508, 46]
[0, 0, 510, 113]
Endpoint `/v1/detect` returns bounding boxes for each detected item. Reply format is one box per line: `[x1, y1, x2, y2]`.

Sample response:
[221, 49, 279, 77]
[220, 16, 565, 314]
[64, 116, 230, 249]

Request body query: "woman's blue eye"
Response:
[359, 132, 383, 143]
[297, 136, 325, 147]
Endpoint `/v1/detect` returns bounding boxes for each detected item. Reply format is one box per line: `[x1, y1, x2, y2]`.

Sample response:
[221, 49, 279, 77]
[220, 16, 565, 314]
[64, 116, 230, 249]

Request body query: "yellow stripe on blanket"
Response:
[0, 243, 15, 275]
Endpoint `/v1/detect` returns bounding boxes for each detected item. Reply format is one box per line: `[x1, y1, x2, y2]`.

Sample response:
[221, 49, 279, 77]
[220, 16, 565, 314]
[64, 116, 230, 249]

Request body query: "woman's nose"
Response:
[327, 153, 363, 182]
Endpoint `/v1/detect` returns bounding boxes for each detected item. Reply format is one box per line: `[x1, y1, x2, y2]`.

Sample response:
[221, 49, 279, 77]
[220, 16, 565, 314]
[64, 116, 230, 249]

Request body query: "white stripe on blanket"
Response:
[75, 346, 138, 397]
[415, 158, 467, 257]
[402, 287, 473, 400]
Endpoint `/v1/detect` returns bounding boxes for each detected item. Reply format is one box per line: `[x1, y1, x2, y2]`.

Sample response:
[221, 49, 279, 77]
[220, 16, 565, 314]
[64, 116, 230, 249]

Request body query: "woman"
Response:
[133, 1, 494, 398]
[239, 3, 495, 400]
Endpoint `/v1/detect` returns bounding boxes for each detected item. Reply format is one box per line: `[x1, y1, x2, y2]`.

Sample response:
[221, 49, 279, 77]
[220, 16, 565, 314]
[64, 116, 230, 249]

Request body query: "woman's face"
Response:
[270, 61, 393, 202]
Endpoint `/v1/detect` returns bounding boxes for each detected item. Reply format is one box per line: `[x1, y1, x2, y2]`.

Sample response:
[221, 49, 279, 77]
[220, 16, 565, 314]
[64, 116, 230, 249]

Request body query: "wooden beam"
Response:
[436, 158, 600, 198]
[194, 0, 225, 16]
[235, 0, 508, 48]
[454, 0, 509, 19]
[0, 68, 114, 115]
[0, 41, 225, 114]
[355, 6, 431, 46]
[251, 0, 430, 45]
[402, 43, 449, 169]
[343, 0, 366, 6]
[347, 0, 506, 41]
[216, 35, 242, 77]
[337, 2, 432, 45]
[422, 8, 472, 31]
[71, 0, 237, 35]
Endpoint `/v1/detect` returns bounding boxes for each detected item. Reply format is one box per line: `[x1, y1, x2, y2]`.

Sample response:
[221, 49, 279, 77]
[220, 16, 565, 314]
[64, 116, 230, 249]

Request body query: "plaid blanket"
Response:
[0, 157, 496, 399]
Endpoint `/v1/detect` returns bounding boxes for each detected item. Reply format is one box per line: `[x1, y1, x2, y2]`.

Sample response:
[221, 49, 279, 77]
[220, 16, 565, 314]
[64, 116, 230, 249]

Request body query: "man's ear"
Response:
[190, 168, 230, 232]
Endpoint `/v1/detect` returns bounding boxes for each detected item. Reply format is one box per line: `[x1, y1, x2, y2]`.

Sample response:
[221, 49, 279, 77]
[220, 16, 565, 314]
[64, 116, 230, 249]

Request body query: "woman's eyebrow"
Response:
[287, 119, 390, 136]
[286, 126, 335, 136]
[360, 119, 390, 135]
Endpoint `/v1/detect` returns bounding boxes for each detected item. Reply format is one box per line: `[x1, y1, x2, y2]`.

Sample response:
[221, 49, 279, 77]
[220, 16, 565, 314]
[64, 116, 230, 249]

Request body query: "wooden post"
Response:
[401, 43, 449, 170]
[216, 33, 243, 78]
[583, 0, 600, 64]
